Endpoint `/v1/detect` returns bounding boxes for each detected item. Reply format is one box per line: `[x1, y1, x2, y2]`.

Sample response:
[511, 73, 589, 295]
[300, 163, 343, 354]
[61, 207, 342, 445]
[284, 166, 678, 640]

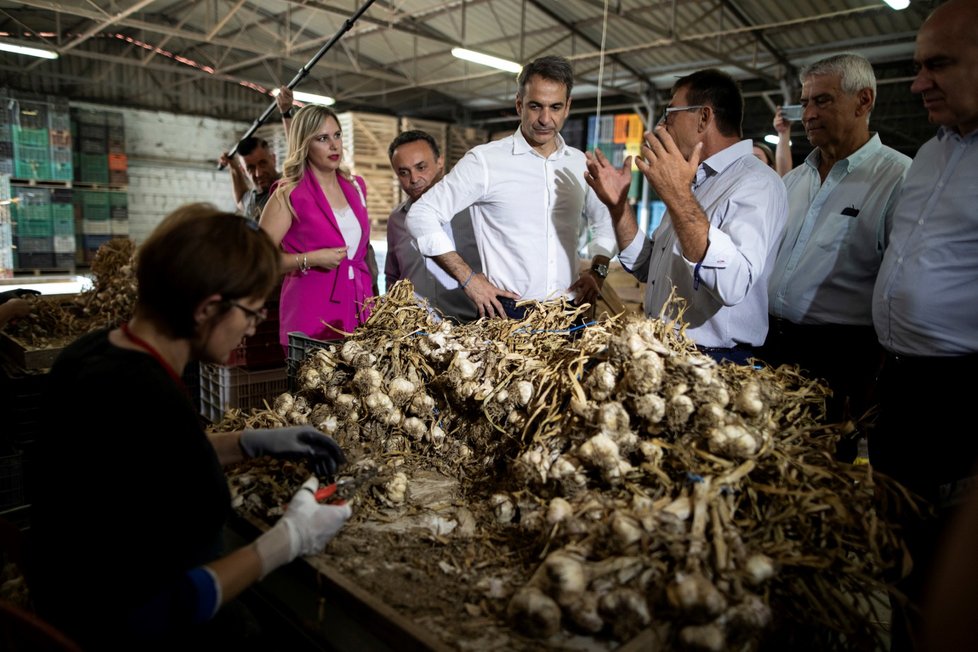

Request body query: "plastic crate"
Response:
[13, 236, 53, 253]
[79, 137, 107, 154]
[108, 153, 127, 171]
[54, 252, 74, 270]
[198, 363, 288, 423]
[286, 331, 336, 391]
[79, 190, 110, 220]
[53, 234, 75, 253]
[227, 319, 284, 370]
[15, 252, 54, 269]
[51, 204, 74, 233]
[12, 218, 53, 238]
[0, 448, 25, 511]
[109, 218, 129, 236]
[12, 126, 49, 148]
[14, 156, 50, 180]
[0, 362, 49, 447]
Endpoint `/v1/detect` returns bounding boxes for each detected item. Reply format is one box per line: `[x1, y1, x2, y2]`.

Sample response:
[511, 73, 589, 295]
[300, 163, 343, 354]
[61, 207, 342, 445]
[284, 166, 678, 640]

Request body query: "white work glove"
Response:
[253, 476, 352, 578]
[240, 425, 346, 477]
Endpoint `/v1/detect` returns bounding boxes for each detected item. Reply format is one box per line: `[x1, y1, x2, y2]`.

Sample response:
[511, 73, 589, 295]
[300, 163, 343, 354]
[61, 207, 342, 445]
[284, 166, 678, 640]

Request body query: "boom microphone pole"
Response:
[221, 0, 379, 165]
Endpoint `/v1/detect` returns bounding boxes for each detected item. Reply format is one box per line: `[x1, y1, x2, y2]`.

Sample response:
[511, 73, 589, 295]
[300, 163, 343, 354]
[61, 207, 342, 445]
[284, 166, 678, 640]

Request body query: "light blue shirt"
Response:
[769, 133, 910, 325]
[873, 127, 978, 356]
[385, 199, 480, 323]
[407, 129, 617, 302]
[619, 140, 787, 348]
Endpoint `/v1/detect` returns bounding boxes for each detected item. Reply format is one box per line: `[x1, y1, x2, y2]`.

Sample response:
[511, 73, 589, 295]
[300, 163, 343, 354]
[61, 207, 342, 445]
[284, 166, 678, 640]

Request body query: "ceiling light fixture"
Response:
[272, 87, 335, 106]
[451, 47, 522, 74]
[0, 40, 58, 59]
[882, 0, 910, 10]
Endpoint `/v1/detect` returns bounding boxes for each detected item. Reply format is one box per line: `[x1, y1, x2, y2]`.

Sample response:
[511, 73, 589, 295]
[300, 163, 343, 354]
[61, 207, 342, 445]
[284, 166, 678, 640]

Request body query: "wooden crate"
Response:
[338, 111, 399, 169]
[356, 164, 398, 237]
[398, 117, 448, 163]
[446, 125, 487, 172]
[0, 331, 64, 370]
[338, 112, 400, 230]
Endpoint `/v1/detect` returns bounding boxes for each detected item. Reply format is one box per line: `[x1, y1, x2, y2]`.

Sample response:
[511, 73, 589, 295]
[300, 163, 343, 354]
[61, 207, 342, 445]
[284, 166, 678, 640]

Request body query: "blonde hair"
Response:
[276, 104, 353, 208]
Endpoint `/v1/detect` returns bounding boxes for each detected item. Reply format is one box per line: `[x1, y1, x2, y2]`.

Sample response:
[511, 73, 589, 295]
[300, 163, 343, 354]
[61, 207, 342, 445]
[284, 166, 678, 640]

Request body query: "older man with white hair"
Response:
[760, 52, 910, 460]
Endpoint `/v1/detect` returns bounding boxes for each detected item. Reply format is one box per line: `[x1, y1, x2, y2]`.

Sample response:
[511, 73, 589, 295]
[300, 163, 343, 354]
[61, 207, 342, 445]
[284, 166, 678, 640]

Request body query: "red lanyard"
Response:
[119, 322, 189, 396]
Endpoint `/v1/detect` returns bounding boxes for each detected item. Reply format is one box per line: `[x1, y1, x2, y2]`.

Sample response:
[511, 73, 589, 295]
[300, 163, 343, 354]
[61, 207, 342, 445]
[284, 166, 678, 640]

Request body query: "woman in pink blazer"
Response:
[260, 104, 375, 346]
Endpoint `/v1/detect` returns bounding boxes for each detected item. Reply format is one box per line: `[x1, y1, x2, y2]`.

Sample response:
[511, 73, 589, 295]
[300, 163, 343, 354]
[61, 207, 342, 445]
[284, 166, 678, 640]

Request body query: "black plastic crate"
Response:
[0, 365, 49, 447]
[15, 252, 55, 269]
[286, 331, 334, 391]
[0, 447, 24, 512]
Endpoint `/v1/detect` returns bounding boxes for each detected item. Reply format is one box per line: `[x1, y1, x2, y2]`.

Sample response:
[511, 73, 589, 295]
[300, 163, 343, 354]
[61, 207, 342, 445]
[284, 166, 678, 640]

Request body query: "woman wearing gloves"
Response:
[28, 203, 351, 650]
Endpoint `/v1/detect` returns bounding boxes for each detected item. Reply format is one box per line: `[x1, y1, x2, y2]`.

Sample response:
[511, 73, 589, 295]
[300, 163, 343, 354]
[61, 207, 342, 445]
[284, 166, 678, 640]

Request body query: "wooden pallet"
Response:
[399, 117, 449, 163]
[351, 163, 399, 231]
[339, 111, 399, 167]
[446, 125, 488, 172]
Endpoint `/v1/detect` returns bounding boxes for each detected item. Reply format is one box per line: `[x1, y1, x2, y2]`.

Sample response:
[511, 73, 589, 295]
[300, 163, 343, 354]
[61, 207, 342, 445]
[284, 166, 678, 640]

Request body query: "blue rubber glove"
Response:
[253, 476, 352, 578]
[239, 425, 346, 477]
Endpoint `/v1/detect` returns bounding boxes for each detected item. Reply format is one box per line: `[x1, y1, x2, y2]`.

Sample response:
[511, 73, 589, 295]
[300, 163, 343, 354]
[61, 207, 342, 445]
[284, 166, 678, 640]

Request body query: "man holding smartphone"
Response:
[761, 53, 910, 461]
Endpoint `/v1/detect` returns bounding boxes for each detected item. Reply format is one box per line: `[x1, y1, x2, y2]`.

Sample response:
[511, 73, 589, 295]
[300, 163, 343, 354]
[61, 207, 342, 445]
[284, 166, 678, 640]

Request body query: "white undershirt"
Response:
[334, 204, 362, 279]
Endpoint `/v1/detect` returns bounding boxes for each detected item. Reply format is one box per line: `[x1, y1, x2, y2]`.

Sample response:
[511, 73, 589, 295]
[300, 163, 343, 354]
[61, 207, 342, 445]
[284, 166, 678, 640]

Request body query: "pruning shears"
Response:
[313, 469, 377, 504]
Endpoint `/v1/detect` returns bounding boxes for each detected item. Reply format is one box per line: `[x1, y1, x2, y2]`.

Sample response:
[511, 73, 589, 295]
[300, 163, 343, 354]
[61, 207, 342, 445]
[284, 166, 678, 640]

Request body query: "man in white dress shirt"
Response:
[406, 55, 616, 320]
[762, 53, 910, 459]
[869, 2, 978, 648]
[584, 69, 787, 364]
[385, 130, 480, 322]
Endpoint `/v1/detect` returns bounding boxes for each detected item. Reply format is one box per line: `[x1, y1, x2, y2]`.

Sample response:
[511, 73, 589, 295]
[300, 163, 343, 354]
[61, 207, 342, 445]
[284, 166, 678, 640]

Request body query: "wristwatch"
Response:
[281, 107, 294, 118]
[590, 262, 609, 279]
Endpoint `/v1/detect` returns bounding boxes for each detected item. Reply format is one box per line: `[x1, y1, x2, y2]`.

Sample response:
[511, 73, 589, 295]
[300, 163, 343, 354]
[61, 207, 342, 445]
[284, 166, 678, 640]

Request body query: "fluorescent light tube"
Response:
[0, 41, 58, 59]
[272, 88, 335, 106]
[451, 47, 522, 74]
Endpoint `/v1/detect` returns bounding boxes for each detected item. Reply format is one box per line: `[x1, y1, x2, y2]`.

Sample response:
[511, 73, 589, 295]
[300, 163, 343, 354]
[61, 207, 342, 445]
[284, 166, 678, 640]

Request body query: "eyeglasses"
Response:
[226, 300, 268, 326]
[657, 104, 706, 126]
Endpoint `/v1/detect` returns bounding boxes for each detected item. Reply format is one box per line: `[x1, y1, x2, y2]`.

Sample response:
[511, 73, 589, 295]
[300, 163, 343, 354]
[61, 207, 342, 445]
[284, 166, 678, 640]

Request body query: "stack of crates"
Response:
[73, 109, 109, 184]
[71, 108, 125, 186]
[51, 187, 75, 268]
[587, 112, 644, 201]
[0, 174, 11, 277]
[0, 90, 11, 177]
[109, 190, 128, 236]
[49, 97, 72, 181]
[0, 88, 73, 182]
[11, 186, 54, 269]
[75, 188, 112, 264]
[107, 111, 127, 185]
[198, 284, 287, 422]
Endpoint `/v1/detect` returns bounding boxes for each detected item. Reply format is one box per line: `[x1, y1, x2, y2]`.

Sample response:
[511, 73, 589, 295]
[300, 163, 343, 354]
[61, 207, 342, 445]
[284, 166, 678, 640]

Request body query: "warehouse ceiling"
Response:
[0, 0, 938, 157]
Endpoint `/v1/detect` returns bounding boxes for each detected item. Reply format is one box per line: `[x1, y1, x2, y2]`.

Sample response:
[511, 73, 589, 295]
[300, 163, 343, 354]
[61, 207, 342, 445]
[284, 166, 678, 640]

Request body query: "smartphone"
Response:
[781, 104, 803, 121]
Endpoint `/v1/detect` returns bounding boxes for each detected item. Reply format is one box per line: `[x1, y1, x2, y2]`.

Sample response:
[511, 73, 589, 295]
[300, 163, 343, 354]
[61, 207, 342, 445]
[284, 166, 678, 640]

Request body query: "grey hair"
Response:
[800, 53, 877, 116]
